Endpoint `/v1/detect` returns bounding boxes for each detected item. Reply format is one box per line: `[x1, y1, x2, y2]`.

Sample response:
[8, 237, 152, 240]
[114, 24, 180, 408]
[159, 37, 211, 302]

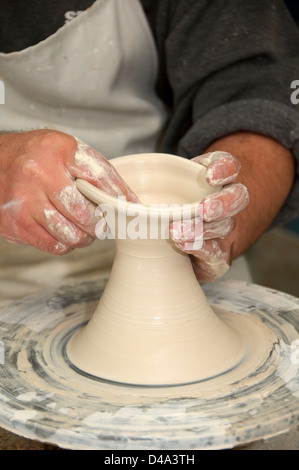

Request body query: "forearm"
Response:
[205, 131, 296, 260]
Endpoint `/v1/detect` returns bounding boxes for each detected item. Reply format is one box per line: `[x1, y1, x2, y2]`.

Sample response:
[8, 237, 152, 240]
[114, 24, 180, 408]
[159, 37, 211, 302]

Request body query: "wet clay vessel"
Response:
[67, 153, 274, 386]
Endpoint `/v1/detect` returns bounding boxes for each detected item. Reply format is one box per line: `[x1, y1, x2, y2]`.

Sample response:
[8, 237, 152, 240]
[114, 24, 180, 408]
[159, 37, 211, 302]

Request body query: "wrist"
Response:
[205, 131, 295, 259]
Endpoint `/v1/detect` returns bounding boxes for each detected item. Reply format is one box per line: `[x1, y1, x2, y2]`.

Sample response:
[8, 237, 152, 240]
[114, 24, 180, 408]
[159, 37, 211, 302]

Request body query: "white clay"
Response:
[44, 208, 80, 245]
[74, 138, 106, 180]
[67, 153, 273, 386]
[1, 278, 298, 450]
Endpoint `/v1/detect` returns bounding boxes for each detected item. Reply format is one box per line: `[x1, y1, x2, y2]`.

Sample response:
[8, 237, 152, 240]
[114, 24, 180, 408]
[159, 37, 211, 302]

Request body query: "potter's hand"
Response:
[0, 130, 138, 254]
[170, 151, 249, 282]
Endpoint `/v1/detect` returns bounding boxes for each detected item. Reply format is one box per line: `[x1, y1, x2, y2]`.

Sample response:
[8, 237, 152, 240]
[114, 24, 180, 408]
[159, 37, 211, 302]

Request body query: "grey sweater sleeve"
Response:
[141, 0, 299, 225]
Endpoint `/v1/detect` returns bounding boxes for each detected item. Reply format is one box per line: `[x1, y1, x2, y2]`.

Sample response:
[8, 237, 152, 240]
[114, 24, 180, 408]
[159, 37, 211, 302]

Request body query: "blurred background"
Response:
[246, 222, 299, 298]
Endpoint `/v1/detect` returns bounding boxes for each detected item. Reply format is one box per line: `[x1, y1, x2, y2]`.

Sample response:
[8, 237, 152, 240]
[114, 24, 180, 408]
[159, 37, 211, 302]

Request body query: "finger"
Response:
[192, 151, 241, 186]
[33, 226, 72, 255]
[17, 217, 72, 255]
[191, 239, 231, 282]
[174, 238, 222, 259]
[0, 184, 73, 255]
[38, 153, 100, 236]
[191, 256, 230, 282]
[38, 206, 94, 248]
[49, 182, 99, 236]
[202, 183, 249, 222]
[170, 217, 234, 242]
[203, 218, 235, 240]
[169, 218, 203, 242]
[68, 138, 140, 203]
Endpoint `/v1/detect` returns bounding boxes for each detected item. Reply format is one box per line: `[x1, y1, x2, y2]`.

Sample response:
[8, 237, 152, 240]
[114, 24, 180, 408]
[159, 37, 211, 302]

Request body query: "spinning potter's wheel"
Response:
[0, 280, 298, 450]
[0, 154, 298, 449]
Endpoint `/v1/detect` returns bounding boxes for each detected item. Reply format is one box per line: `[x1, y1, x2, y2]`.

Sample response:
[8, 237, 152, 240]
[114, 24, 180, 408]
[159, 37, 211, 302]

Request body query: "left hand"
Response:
[169, 151, 249, 282]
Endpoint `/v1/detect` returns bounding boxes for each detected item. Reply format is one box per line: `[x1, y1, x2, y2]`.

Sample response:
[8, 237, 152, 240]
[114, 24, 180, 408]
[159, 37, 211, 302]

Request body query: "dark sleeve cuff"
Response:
[178, 99, 299, 226]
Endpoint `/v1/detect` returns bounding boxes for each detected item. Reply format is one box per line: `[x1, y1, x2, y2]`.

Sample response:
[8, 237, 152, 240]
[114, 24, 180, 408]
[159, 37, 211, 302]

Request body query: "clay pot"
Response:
[67, 153, 247, 386]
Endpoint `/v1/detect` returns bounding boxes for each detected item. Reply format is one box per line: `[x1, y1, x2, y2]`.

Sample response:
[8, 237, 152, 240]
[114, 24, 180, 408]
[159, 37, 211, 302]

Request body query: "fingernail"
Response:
[203, 198, 223, 221]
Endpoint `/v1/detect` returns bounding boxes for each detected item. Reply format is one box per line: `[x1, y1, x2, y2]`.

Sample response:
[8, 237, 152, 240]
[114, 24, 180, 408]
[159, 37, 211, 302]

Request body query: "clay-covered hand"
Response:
[170, 151, 249, 282]
[0, 130, 138, 254]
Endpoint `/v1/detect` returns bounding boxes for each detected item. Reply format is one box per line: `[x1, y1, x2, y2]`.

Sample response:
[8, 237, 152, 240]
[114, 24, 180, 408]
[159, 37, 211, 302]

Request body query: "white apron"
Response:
[0, 0, 168, 306]
[0, 0, 167, 158]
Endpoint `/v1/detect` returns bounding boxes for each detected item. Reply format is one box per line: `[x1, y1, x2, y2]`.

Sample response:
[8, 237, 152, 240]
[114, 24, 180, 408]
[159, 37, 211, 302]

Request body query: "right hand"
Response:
[0, 129, 138, 254]
[169, 151, 249, 282]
